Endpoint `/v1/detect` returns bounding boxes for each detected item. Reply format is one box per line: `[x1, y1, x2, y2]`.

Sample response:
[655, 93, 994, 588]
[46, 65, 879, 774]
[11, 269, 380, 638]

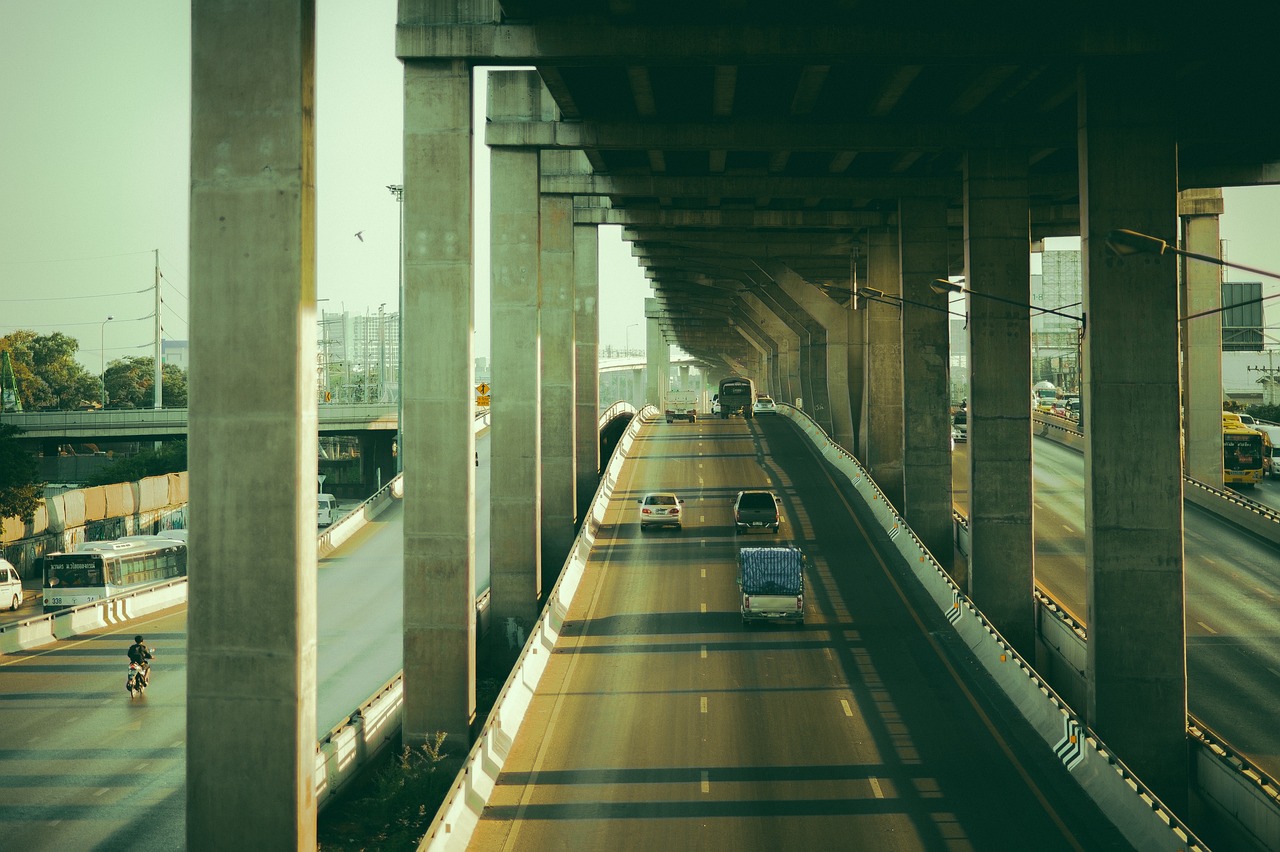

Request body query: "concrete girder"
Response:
[740, 293, 800, 406]
[487, 118, 1072, 153]
[757, 260, 855, 453]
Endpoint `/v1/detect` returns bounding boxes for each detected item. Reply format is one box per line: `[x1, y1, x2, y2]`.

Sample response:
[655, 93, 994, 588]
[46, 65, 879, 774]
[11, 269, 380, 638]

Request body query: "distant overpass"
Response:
[0, 404, 397, 442]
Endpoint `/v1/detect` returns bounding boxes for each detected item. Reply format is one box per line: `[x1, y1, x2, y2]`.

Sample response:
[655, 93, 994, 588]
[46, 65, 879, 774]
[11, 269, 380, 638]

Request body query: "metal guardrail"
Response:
[597, 399, 637, 430]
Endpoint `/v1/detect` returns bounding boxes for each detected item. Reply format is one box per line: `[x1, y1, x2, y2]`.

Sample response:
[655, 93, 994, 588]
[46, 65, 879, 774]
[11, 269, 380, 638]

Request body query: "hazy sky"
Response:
[2, 2, 1277, 374]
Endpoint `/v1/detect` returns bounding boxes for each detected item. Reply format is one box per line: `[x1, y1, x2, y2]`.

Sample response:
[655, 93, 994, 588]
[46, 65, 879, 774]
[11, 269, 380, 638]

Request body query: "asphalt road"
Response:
[468, 415, 1132, 851]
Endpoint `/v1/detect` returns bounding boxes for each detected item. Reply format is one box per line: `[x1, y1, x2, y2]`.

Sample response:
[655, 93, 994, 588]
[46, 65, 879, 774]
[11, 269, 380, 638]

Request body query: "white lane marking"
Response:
[700, 603, 707, 613]
[698, 462, 703, 468]
[869, 777, 885, 799]
[700, 515, 705, 523]
[134, 763, 148, 772]
[701, 770, 710, 793]
[700, 696, 708, 714]
[700, 645, 707, 659]
[824, 648, 833, 662]
[93, 787, 110, 797]
[700, 568, 706, 578]
[1255, 587, 1275, 599]
[840, 699, 854, 717]
[1061, 524, 1072, 532]
[1196, 621, 1217, 635]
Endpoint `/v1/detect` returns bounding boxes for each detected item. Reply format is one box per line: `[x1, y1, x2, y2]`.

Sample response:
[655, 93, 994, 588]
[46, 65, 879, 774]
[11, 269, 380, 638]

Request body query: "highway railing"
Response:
[779, 403, 1209, 852]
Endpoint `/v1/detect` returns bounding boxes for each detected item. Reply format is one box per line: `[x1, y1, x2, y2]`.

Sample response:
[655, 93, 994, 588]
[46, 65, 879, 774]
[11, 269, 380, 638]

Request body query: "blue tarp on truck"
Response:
[738, 546, 805, 624]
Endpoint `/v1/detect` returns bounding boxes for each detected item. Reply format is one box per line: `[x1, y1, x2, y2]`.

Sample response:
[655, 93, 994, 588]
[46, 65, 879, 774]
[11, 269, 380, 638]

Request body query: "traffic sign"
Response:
[476, 383, 490, 395]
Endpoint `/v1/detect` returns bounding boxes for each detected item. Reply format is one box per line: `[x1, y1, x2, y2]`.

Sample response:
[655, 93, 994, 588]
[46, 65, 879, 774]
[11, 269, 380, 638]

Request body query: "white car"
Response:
[637, 492, 685, 530]
[0, 559, 22, 611]
[752, 396, 778, 415]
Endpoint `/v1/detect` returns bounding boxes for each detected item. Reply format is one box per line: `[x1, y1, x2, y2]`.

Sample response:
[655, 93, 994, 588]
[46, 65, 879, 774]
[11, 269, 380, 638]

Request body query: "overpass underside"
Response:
[185, 3, 1279, 846]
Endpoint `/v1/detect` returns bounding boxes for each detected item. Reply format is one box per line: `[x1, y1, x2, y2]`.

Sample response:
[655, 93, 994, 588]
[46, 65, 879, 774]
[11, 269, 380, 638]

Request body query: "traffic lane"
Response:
[317, 500, 405, 735]
[471, 416, 1130, 850]
[750, 416, 1130, 850]
[0, 606, 187, 852]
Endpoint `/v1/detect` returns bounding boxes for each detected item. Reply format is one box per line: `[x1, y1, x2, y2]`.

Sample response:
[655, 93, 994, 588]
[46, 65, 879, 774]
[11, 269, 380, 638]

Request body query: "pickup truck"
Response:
[733, 489, 781, 533]
[738, 546, 805, 625]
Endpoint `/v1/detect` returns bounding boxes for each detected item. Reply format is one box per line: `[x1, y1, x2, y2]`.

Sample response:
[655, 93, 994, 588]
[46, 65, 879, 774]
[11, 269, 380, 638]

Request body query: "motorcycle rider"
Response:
[127, 635, 154, 687]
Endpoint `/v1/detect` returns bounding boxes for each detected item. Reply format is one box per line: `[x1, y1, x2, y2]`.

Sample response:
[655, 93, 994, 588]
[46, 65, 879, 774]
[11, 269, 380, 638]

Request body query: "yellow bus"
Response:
[1223, 413, 1264, 487]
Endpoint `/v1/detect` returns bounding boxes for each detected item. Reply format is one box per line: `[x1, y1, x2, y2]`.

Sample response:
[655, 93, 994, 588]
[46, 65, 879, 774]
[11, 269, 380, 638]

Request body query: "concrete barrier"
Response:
[417, 406, 656, 851]
[780, 404, 1208, 852]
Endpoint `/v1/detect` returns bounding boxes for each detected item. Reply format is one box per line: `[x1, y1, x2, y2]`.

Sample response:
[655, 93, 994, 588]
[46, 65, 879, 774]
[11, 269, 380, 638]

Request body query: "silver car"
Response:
[637, 492, 685, 530]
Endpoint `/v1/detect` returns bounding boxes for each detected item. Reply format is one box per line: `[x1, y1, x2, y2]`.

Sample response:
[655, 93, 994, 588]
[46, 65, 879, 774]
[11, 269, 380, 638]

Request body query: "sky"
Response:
[2, 2, 1278, 375]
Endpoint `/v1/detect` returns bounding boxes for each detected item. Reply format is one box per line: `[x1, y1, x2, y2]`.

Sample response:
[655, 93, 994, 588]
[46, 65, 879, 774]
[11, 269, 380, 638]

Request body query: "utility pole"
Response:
[1247, 353, 1280, 405]
[154, 249, 163, 409]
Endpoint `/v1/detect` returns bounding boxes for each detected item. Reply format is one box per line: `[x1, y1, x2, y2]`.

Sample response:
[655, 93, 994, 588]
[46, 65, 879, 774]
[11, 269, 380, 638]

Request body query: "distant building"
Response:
[161, 340, 189, 371]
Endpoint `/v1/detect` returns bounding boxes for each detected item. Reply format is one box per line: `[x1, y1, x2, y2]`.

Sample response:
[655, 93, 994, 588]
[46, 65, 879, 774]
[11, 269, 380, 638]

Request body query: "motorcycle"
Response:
[125, 650, 155, 699]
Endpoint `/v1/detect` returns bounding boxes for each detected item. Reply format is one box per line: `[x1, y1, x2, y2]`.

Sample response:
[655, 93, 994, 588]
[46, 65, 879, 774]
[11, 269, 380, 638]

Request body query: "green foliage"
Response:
[0, 424, 44, 523]
[83, 441, 187, 487]
[1245, 403, 1280, 424]
[317, 734, 453, 851]
[0, 330, 98, 411]
[103, 356, 188, 409]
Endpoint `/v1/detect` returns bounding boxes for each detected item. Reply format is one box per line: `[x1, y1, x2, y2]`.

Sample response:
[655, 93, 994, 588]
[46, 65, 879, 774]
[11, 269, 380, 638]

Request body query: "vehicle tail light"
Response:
[641, 508, 652, 515]
[670, 507, 679, 515]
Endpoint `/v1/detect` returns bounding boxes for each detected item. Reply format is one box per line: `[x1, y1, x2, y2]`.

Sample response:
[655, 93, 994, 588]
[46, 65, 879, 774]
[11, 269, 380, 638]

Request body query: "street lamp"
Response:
[626, 323, 639, 353]
[99, 315, 114, 409]
[388, 184, 404, 473]
[930, 278, 1086, 326]
[1105, 229, 1280, 321]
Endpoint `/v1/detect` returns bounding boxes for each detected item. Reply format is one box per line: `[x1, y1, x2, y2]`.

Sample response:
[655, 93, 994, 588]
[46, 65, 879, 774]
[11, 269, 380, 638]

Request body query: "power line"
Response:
[0, 285, 151, 303]
[0, 249, 156, 266]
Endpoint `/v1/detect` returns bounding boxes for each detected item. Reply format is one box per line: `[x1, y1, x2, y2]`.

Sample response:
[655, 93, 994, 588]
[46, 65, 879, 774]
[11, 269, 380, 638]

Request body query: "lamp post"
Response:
[1105, 229, 1280, 321]
[388, 184, 404, 473]
[626, 323, 639, 354]
[99, 315, 114, 409]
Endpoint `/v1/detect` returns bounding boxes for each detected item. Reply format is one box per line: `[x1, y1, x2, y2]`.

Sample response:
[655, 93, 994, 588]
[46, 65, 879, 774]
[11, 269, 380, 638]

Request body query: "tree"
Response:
[0, 424, 43, 523]
[103, 356, 188, 409]
[83, 440, 187, 487]
[0, 330, 98, 410]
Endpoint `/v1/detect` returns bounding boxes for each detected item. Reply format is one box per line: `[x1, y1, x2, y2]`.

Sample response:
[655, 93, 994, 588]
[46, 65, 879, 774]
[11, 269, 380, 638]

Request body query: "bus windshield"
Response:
[45, 556, 104, 588]
[1224, 433, 1262, 467]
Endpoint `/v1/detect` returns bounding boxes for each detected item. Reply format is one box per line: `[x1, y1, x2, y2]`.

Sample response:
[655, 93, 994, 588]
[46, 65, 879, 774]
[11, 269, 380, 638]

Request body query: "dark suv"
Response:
[734, 490, 781, 533]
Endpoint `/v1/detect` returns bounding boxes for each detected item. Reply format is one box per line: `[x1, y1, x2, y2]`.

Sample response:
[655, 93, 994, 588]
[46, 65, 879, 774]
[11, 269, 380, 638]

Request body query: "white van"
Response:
[0, 559, 22, 611]
[317, 494, 338, 527]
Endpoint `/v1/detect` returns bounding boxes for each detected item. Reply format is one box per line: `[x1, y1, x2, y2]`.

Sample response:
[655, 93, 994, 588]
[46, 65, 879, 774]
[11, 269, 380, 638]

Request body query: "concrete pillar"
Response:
[755, 286, 820, 423]
[1078, 64, 1186, 808]
[863, 226, 904, 510]
[645, 298, 668, 407]
[358, 432, 396, 496]
[1179, 190, 1225, 486]
[963, 148, 1034, 655]
[489, 71, 544, 659]
[401, 58, 476, 749]
[188, 3, 317, 845]
[764, 261, 855, 453]
[847, 265, 866, 459]
[574, 222, 600, 521]
[742, 294, 798, 405]
[539, 151, 576, 590]
[899, 198, 955, 574]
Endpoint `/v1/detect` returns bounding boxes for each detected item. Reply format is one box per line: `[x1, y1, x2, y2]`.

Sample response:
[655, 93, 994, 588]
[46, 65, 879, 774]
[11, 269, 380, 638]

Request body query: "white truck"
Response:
[665, 390, 700, 423]
[738, 546, 805, 625]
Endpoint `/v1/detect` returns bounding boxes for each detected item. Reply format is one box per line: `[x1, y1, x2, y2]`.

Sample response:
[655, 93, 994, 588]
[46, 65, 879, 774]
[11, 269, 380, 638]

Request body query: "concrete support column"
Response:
[1079, 64, 1186, 807]
[899, 198, 955, 574]
[863, 226, 904, 510]
[539, 152, 576, 589]
[401, 58, 476, 749]
[188, 3, 317, 845]
[645, 298, 668, 407]
[742, 294, 798, 405]
[963, 148, 1033, 654]
[764, 261, 855, 453]
[358, 432, 396, 495]
[489, 71, 543, 660]
[756, 287, 819, 422]
[1179, 190, 1225, 486]
[574, 221, 600, 520]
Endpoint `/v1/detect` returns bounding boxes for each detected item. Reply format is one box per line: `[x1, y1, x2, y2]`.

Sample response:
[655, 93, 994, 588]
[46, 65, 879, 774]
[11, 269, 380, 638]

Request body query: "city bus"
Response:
[1223, 416, 1264, 488]
[718, 376, 756, 419]
[43, 535, 188, 613]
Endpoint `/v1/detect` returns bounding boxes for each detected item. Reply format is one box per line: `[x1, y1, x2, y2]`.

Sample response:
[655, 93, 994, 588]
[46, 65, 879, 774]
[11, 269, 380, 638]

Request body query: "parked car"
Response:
[752, 396, 778, 415]
[734, 489, 781, 533]
[637, 492, 685, 530]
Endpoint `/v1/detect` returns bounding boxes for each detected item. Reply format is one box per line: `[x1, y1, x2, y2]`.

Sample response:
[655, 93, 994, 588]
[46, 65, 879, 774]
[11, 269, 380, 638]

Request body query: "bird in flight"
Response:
[354, 231, 365, 242]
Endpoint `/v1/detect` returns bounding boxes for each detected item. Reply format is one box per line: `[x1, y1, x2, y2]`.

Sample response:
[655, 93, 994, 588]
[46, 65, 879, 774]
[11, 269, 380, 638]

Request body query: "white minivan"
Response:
[0, 559, 22, 611]
[317, 494, 338, 527]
